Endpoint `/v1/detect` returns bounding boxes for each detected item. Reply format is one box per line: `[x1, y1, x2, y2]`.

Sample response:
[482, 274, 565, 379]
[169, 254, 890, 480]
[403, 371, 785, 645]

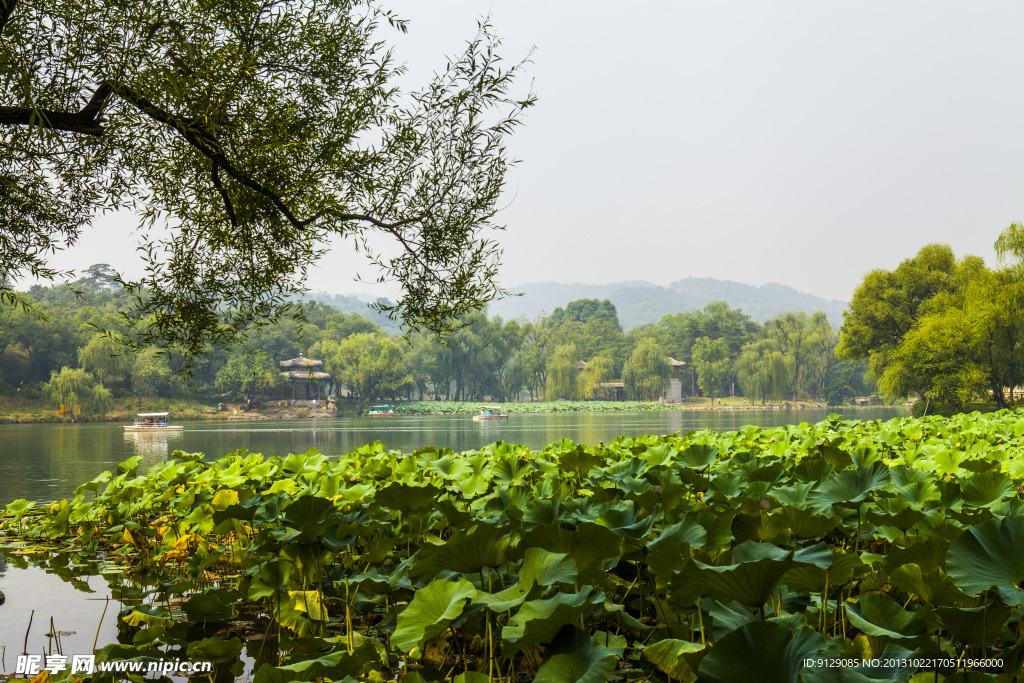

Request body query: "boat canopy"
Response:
[137, 412, 170, 417]
[480, 406, 503, 410]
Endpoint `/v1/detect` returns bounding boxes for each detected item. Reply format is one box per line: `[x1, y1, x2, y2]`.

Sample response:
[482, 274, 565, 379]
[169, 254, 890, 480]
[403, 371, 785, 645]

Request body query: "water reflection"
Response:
[122, 430, 185, 469]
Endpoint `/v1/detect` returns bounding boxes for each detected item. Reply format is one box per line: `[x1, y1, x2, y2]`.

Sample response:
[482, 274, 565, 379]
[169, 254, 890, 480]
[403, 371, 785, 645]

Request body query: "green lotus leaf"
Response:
[947, 515, 1024, 604]
[501, 587, 607, 656]
[782, 548, 865, 594]
[933, 602, 1011, 646]
[532, 625, 618, 683]
[678, 444, 719, 469]
[865, 506, 925, 534]
[747, 463, 785, 483]
[116, 455, 143, 477]
[844, 593, 927, 642]
[807, 462, 890, 511]
[895, 479, 941, 508]
[182, 589, 235, 623]
[793, 459, 833, 483]
[642, 638, 705, 680]
[452, 674, 491, 683]
[883, 537, 950, 575]
[186, 636, 243, 664]
[931, 449, 964, 475]
[771, 481, 818, 509]
[649, 518, 708, 550]
[640, 443, 675, 468]
[684, 541, 830, 608]
[392, 578, 476, 656]
[710, 472, 743, 498]
[778, 506, 837, 539]
[961, 470, 1015, 508]
[696, 620, 825, 683]
[558, 448, 604, 478]
[374, 482, 442, 512]
[520, 547, 578, 591]
[819, 444, 853, 472]
[251, 640, 379, 683]
[888, 563, 971, 607]
[473, 582, 528, 612]
[521, 522, 621, 584]
[249, 560, 296, 601]
[410, 523, 510, 583]
[731, 511, 791, 545]
[4, 498, 36, 524]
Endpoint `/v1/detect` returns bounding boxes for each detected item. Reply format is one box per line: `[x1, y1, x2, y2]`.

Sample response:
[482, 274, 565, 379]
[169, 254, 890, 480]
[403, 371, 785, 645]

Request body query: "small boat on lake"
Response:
[367, 404, 397, 417]
[123, 412, 183, 432]
[472, 405, 509, 421]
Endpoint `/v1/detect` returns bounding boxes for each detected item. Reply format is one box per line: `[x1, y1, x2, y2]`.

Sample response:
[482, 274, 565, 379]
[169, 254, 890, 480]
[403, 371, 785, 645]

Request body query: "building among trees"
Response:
[279, 355, 330, 401]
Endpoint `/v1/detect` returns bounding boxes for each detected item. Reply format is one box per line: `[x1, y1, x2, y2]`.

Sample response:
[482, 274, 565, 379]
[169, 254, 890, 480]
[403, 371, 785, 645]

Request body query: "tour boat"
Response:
[472, 405, 509, 421]
[367, 404, 397, 417]
[123, 412, 183, 432]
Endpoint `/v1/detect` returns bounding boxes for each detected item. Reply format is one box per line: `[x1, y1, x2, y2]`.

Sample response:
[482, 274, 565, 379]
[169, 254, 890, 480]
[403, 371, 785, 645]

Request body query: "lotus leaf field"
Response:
[6, 411, 1024, 682]
[394, 401, 689, 415]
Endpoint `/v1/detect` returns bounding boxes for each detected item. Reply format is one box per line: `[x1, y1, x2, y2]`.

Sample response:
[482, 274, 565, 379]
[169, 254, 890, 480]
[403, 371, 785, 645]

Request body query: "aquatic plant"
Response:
[5, 410, 1024, 680]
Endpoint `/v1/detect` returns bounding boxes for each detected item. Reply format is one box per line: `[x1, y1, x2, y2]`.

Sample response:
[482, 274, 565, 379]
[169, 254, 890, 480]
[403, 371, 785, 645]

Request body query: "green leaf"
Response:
[410, 523, 510, 582]
[946, 515, 1024, 604]
[532, 625, 618, 683]
[520, 547, 578, 591]
[643, 638, 704, 680]
[696, 621, 825, 683]
[392, 578, 476, 656]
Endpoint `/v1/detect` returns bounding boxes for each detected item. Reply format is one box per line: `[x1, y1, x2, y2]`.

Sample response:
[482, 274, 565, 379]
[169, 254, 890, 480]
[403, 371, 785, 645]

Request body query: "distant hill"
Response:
[487, 278, 847, 329]
[302, 292, 405, 335]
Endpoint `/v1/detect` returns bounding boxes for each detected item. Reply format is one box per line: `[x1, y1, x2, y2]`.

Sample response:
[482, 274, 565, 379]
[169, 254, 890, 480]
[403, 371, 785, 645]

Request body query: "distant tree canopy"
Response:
[840, 228, 1024, 412]
[1, 0, 533, 363]
[2, 275, 870, 407]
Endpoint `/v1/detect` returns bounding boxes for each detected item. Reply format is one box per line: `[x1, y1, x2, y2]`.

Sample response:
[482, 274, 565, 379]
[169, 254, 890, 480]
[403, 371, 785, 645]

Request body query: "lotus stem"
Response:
[697, 599, 706, 647]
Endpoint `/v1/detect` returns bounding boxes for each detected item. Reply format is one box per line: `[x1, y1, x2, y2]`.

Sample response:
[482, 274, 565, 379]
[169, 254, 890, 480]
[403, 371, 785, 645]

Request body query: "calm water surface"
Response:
[0, 406, 908, 668]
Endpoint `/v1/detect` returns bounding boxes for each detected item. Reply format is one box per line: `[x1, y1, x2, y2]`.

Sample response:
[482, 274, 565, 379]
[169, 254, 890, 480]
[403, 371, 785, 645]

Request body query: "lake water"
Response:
[0, 406, 907, 671]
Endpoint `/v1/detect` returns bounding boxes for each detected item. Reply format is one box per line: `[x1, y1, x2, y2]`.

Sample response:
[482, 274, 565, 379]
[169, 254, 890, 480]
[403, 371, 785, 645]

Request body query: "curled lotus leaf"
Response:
[696, 620, 825, 683]
[946, 515, 1024, 605]
[392, 578, 476, 657]
[532, 625, 619, 683]
[409, 523, 510, 583]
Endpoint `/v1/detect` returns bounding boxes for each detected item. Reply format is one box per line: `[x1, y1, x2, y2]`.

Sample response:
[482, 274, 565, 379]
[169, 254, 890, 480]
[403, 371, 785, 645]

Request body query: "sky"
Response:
[35, 0, 1024, 303]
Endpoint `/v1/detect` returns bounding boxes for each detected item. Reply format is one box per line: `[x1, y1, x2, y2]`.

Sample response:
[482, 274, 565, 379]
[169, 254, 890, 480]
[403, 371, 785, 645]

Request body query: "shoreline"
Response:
[0, 397, 905, 425]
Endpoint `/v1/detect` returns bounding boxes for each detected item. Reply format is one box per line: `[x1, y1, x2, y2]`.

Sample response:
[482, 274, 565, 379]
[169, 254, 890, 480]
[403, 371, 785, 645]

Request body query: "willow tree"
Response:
[735, 339, 791, 405]
[691, 336, 730, 406]
[545, 344, 579, 400]
[622, 338, 670, 402]
[1, 0, 533, 365]
[43, 367, 113, 415]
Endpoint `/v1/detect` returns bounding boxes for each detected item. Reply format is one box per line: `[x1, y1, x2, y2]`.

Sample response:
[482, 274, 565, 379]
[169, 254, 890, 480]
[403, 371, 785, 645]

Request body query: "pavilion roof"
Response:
[279, 354, 323, 369]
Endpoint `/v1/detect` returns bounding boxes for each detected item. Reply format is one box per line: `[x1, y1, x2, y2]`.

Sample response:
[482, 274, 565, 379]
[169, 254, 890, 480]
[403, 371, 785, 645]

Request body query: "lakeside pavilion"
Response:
[279, 354, 330, 401]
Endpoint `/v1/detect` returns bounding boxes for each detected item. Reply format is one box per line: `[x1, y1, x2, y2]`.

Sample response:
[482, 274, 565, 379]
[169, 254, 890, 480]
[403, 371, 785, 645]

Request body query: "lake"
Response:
[0, 406, 907, 671]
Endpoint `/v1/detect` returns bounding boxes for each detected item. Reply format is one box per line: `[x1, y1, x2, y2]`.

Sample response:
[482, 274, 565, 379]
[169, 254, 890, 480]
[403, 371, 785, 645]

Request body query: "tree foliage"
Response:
[320, 332, 410, 413]
[43, 366, 113, 414]
[621, 338, 669, 401]
[1, 0, 533, 364]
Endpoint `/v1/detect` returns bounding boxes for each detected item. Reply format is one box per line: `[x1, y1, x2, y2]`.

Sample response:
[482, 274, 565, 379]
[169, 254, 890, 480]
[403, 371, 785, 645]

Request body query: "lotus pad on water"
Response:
[4, 411, 1024, 680]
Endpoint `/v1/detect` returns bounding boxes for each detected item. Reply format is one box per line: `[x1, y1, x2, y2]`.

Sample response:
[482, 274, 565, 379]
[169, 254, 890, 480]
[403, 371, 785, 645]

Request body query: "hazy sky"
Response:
[38, 1, 1024, 303]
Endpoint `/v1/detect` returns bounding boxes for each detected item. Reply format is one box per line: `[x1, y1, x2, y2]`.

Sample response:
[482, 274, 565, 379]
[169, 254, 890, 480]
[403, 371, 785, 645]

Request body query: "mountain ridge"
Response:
[488, 278, 848, 328]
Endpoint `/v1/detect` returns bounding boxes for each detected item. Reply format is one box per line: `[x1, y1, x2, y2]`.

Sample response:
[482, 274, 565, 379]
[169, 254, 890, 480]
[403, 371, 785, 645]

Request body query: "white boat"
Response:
[472, 405, 509, 421]
[367, 404, 397, 417]
[123, 412, 183, 432]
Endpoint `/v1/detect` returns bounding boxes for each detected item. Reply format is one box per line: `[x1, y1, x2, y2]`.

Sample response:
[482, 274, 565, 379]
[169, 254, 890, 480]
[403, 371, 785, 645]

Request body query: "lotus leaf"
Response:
[888, 563, 970, 607]
[409, 523, 510, 582]
[696, 620, 825, 683]
[933, 602, 1011, 646]
[946, 516, 1024, 604]
[392, 578, 476, 656]
[501, 587, 607, 655]
[532, 625, 619, 683]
